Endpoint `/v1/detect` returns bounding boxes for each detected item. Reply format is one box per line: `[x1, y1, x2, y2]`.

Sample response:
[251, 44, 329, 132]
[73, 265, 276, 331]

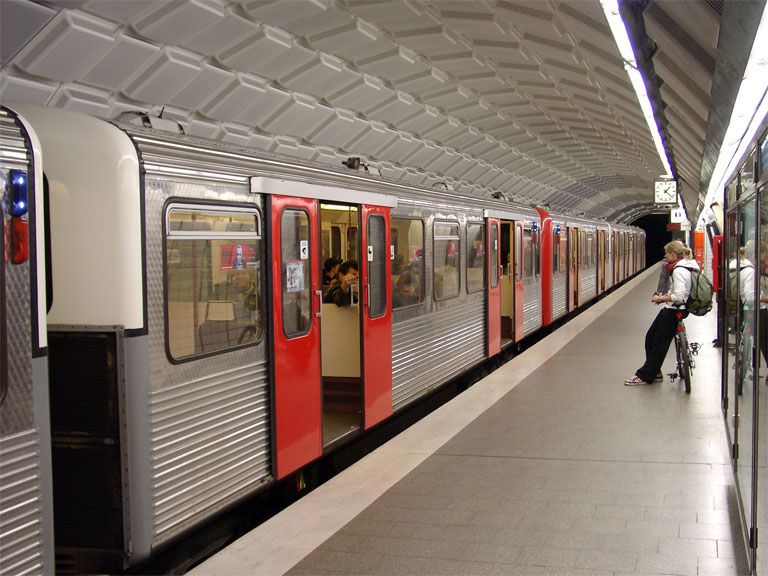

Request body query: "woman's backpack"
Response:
[684, 267, 714, 316]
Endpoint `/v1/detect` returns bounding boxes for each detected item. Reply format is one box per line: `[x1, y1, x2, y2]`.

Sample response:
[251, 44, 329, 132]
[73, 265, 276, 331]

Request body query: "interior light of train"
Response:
[11, 216, 28, 264]
[9, 169, 28, 217]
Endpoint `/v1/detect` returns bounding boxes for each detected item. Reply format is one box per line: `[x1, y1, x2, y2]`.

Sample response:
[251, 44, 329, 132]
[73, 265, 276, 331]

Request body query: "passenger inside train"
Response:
[323, 260, 359, 307]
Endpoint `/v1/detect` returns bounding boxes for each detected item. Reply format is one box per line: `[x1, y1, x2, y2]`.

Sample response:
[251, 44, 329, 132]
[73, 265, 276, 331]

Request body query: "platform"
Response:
[190, 268, 750, 575]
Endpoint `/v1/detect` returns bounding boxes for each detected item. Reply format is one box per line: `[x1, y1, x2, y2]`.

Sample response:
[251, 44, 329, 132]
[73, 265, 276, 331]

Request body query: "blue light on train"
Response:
[554, 225, 561, 234]
[9, 170, 28, 217]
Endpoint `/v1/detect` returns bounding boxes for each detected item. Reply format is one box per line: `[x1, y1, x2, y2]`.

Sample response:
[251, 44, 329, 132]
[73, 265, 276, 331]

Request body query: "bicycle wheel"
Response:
[678, 329, 691, 393]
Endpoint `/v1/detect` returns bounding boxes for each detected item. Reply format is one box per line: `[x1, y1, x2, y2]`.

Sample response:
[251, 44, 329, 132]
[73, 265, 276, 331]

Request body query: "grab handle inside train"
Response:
[315, 290, 323, 318]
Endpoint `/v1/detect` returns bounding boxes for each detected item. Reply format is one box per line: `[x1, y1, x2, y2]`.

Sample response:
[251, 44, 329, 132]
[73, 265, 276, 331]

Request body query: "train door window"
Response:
[466, 222, 485, 293]
[433, 222, 460, 300]
[490, 223, 499, 289]
[523, 228, 533, 278]
[281, 209, 311, 338]
[165, 204, 262, 361]
[515, 225, 522, 280]
[391, 218, 424, 309]
[533, 230, 540, 277]
[367, 214, 386, 318]
[553, 228, 560, 274]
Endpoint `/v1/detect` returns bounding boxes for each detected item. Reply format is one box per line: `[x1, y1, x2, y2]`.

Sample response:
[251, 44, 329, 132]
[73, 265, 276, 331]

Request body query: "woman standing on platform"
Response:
[625, 240, 698, 385]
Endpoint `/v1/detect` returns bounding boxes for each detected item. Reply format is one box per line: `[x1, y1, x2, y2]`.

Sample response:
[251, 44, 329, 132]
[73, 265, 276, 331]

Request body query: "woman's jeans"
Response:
[636, 307, 679, 382]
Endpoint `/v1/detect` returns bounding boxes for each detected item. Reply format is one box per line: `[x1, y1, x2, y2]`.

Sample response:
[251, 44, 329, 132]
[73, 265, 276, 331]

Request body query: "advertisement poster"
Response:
[286, 261, 305, 293]
[220, 244, 256, 270]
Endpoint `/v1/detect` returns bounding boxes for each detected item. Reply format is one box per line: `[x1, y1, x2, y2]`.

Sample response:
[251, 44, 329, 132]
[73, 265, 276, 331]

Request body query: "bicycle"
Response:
[669, 310, 700, 393]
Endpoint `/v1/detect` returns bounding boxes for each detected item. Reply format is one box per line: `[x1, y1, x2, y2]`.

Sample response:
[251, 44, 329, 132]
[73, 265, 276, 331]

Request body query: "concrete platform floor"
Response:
[190, 268, 750, 576]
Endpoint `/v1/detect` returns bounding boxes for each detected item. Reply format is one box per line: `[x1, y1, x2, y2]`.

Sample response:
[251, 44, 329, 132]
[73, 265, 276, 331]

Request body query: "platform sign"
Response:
[670, 208, 686, 224]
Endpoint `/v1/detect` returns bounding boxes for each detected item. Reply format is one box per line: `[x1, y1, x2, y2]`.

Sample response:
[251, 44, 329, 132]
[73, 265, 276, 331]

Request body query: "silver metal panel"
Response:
[141, 172, 272, 549]
[580, 267, 597, 304]
[523, 279, 542, 335]
[551, 272, 568, 321]
[0, 431, 47, 576]
[1, 112, 34, 435]
[392, 300, 485, 411]
[150, 362, 271, 542]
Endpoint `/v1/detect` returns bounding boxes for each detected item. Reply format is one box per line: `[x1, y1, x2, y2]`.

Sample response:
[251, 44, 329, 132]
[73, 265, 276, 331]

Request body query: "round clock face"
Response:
[654, 181, 677, 203]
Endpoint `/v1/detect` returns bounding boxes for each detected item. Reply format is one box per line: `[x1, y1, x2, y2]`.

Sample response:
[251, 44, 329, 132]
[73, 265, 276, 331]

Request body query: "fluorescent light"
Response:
[600, 0, 674, 178]
[697, 4, 768, 229]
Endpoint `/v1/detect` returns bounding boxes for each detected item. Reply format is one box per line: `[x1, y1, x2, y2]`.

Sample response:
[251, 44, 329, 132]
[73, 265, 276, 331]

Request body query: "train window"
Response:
[553, 229, 560, 274]
[433, 222, 460, 300]
[523, 229, 533, 278]
[367, 214, 386, 318]
[331, 226, 341, 259]
[466, 223, 485, 293]
[281, 209, 311, 338]
[347, 226, 358, 261]
[391, 218, 424, 309]
[165, 204, 262, 361]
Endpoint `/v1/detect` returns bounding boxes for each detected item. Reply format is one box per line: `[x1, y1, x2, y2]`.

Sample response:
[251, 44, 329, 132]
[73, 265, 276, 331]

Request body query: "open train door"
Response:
[487, 218, 501, 356]
[361, 204, 392, 429]
[268, 194, 322, 480]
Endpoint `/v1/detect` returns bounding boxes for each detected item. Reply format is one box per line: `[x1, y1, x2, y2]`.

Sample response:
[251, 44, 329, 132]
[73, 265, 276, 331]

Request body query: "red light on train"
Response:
[11, 217, 28, 264]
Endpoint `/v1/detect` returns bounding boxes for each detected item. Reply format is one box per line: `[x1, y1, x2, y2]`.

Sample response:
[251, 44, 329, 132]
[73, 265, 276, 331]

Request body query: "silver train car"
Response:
[1, 103, 645, 573]
[0, 109, 54, 576]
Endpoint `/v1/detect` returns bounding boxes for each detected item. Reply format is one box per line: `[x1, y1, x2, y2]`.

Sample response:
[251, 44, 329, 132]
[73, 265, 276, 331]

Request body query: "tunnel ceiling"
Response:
[0, 0, 759, 223]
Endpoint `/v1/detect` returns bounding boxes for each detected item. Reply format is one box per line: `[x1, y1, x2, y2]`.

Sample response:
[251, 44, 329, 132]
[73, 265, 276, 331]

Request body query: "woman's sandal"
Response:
[624, 376, 651, 386]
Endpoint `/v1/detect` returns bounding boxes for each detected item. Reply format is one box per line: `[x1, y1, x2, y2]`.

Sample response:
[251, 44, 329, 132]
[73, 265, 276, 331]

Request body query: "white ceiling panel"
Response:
[180, 7, 257, 55]
[123, 47, 201, 103]
[132, 0, 223, 46]
[280, 54, 360, 99]
[79, 30, 156, 90]
[15, 10, 115, 82]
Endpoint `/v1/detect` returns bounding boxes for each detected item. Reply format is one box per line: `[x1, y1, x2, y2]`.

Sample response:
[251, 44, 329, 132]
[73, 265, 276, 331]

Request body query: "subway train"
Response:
[0, 103, 645, 574]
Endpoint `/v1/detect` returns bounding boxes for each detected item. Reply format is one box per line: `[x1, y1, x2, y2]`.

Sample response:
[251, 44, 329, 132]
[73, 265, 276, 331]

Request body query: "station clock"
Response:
[654, 180, 677, 204]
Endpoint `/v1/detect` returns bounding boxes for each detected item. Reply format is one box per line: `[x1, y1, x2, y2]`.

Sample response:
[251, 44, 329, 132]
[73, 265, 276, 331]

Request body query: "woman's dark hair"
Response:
[339, 260, 358, 275]
[323, 257, 342, 273]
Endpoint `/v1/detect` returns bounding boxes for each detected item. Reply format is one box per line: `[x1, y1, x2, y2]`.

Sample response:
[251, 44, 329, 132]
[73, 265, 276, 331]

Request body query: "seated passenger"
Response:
[322, 257, 342, 286]
[392, 271, 417, 308]
[324, 260, 359, 307]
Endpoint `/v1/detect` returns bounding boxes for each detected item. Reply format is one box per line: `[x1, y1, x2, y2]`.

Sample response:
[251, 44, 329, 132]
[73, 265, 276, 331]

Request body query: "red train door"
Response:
[513, 221, 524, 340]
[361, 205, 392, 428]
[487, 218, 500, 356]
[270, 195, 322, 480]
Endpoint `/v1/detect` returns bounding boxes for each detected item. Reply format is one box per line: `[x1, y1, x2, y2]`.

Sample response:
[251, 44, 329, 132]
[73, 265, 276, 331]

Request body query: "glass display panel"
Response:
[434, 222, 460, 300]
[466, 223, 485, 293]
[166, 206, 262, 361]
[757, 190, 768, 575]
[391, 218, 424, 309]
[281, 209, 311, 338]
[737, 198, 757, 547]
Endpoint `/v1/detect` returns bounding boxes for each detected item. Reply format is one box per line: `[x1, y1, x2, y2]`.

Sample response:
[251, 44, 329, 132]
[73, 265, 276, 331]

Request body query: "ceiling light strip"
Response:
[599, 0, 674, 178]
